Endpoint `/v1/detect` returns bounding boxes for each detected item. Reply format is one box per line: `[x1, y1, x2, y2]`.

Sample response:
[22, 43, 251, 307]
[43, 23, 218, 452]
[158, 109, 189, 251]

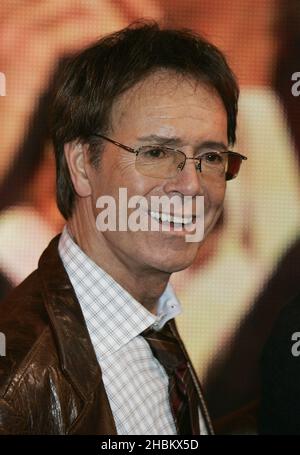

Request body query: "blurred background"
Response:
[0, 0, 299, 433]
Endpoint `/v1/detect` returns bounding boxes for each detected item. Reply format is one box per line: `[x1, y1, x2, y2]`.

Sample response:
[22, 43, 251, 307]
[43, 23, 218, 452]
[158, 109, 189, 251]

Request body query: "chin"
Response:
[159, 260, 195, 274]
[147, 249, 199, 274]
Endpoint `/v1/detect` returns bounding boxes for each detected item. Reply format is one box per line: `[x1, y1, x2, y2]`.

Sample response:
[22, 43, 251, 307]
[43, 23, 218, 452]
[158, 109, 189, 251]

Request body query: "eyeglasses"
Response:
[94, 133, 247, 181]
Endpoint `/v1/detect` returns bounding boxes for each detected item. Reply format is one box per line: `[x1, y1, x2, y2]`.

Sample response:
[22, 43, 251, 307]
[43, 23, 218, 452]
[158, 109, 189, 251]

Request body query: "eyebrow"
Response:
[136, 134, 228, 153]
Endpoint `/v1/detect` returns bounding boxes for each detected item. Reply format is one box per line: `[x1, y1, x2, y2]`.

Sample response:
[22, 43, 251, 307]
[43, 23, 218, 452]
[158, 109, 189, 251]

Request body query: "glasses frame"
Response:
[94, 133, 247, 180]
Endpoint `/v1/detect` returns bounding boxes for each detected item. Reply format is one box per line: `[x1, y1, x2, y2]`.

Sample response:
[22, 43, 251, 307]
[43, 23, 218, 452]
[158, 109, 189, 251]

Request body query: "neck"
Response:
[67, 202, 170, 315]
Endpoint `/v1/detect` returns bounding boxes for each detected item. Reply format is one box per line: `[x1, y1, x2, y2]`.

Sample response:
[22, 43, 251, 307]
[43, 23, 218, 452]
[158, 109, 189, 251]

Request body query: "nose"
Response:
[163, 157, 204, 197]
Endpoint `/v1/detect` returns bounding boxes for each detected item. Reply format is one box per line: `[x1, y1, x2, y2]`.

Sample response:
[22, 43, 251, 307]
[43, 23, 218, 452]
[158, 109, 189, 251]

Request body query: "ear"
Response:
[64, 141, 92, 197]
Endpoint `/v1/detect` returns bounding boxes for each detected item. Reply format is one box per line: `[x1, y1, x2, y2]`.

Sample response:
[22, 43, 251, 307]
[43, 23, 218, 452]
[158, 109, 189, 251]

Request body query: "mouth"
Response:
[148, 210, 197, 232]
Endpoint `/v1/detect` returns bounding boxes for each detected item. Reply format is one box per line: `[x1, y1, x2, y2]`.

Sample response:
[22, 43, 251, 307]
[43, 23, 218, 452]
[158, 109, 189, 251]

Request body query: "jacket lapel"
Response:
[37, 234, 117, 434]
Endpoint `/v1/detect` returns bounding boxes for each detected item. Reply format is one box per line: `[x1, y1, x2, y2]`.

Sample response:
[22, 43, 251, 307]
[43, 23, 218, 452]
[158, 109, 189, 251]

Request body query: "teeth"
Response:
[150, 211, 160, 221]
[161, 213, 168, 223]
[150, 211, 193, 225]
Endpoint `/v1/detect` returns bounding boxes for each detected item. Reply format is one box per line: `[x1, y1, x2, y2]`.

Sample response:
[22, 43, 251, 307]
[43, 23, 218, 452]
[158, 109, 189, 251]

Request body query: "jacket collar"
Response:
[37, 234, 105, 401]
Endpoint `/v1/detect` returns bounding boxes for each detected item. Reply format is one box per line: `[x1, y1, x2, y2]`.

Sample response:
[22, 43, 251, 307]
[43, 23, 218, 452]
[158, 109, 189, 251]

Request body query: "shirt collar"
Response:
[58, 226, 182, 358]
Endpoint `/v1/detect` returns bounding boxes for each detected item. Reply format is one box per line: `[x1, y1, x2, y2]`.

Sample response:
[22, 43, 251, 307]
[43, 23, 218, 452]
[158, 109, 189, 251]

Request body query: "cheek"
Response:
[204, 179, 226, 208]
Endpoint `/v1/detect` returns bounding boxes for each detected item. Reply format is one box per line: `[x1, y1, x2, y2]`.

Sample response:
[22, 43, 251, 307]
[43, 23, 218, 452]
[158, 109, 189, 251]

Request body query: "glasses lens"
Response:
[199, 151, 228, 179]
[225, 152, 243, 180]
[136, 146, 185, 178]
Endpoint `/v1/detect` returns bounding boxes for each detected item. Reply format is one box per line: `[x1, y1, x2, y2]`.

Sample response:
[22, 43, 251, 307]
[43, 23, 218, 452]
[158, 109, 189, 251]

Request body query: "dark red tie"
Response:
[141, 320, 201, 435]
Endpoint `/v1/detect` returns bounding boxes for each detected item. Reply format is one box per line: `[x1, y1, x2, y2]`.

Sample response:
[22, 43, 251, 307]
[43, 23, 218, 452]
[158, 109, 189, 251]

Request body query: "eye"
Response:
[142, 147, 168, 159]
[202, 152, 223, 164]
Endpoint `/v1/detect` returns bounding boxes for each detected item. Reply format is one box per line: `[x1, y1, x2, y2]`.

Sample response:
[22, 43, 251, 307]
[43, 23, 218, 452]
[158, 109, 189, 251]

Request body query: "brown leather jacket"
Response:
[0, 235, 213, 435]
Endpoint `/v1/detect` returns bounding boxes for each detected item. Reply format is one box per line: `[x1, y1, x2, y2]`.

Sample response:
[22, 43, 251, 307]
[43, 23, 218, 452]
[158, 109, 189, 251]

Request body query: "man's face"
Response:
[87, 71, 227, 274]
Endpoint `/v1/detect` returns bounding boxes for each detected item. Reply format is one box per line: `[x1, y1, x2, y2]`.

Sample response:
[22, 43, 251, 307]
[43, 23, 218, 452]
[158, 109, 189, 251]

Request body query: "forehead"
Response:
[110, 70, 227, 143]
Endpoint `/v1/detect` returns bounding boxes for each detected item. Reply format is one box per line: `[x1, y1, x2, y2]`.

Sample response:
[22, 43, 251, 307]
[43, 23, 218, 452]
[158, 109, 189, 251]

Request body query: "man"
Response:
[0, 21, 245, 434]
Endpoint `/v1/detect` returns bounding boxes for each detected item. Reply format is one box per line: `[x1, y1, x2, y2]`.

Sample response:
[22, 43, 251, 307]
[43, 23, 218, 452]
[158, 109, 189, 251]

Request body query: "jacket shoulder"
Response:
[0, 268, 51, 396]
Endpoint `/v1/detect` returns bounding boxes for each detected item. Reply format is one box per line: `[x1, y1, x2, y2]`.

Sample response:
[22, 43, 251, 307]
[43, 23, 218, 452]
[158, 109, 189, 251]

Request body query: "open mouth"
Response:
[148, 210, 196, 229]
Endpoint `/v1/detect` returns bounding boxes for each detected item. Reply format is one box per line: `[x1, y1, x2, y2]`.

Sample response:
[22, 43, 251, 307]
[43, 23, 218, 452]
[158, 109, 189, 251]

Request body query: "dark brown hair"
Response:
[50, 20, 239, 219]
